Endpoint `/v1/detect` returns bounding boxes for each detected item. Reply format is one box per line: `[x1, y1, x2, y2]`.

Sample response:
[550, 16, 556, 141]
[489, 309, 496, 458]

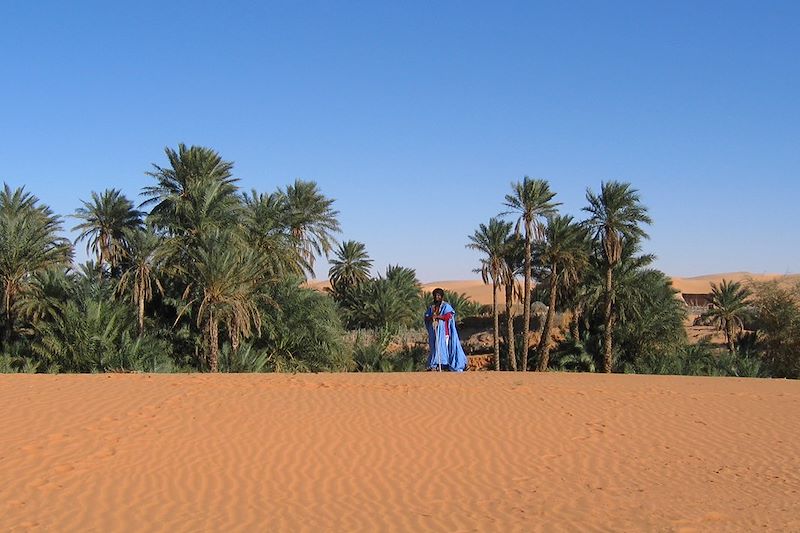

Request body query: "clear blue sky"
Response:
[2, 1, 798, 282]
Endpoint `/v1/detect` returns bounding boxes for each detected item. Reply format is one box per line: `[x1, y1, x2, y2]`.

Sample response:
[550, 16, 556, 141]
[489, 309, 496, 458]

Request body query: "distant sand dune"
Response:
[421, 280, 495, 305]
[309, 273, 800, 306]
[437, 273, 800, 305]
[670, 272, 800, 296]
[2, 373, 799, 531]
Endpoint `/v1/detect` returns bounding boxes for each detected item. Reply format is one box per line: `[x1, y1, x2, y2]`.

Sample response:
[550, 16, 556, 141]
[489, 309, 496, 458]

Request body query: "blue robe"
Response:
[424, 301, 467, 371]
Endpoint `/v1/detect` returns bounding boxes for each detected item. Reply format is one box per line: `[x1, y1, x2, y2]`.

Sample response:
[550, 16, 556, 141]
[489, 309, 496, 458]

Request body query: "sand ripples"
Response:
[1, 373, 798, 531]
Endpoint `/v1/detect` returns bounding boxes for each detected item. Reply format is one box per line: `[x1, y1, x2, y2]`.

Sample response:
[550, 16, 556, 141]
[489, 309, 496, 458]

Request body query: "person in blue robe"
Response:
[424, 288, 467, 371]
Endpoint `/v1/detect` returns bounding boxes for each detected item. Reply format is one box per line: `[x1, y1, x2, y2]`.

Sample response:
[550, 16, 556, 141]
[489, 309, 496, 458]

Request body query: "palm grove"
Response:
[1, 146, 798, 377]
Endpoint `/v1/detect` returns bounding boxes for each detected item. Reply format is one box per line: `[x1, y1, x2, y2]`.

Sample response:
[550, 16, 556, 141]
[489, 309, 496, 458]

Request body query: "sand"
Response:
[670, 273, 800, 296]
[435, 274, 800, 306]
[309, 273, 800, 307]
[2, 372, 798, 531]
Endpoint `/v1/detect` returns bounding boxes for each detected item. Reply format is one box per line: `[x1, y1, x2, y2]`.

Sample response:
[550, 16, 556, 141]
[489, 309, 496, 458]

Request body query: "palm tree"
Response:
[175, 230, 265, 372]
[141, 144, 241, 238]
[500, 234, 524, 371]
[613, 266, 687, 367]
[567, 234, 661, 369]
[603, 242, 657, 327]
[73, 189, 143, 276]
[281, 179, 341, 277]
[346, 265, 421, 331]
[359, 280, 413, 331]
[32, 295, 133, 373]
[533, 216, 590, 371]
[0, 184, 73, 345]
[259, 277, 350, 372]
[384, 264, 423, 314]
[242, 189, 308, 277]
[583, 181, 651, 372]
[329, 240, 373, 298]
[116, 227, 164, 336]
[14, 267, 72, 332]
[141, 144, 245, 299]
[467, 218, 513, 370]
[702, 279, 752, 353]
[503, 177, 560, 371]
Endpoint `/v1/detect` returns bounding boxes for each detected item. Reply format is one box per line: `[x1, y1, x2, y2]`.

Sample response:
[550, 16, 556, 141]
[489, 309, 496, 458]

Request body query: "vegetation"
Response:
[747, 280, 800, 378]
[73, 188, 143, 276]
[467, 218, 512, 370]
[0, 185, 72, 346]
[582, 181, 652, 373]
[531, 215, 590, 371]
[2, 146, 798, 379]
[502, 177, 560, 371]
[700, 280, 752, 353]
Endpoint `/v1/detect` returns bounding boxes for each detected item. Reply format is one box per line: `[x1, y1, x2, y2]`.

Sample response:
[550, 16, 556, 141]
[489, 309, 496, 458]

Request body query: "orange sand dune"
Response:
[670, 272, 800, 295]
[430, 273, 800, 305]
[422, 280, 495, 305]
[2, 373, 798, 531]
[310, 273, 799, 307]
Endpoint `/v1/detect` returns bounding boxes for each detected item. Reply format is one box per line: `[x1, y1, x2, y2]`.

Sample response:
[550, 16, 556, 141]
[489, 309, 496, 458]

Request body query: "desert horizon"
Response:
[307, 272, 800, 307]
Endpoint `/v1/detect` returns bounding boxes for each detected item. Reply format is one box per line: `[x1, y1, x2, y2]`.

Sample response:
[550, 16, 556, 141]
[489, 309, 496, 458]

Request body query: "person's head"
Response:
[432, 288, 444, 304]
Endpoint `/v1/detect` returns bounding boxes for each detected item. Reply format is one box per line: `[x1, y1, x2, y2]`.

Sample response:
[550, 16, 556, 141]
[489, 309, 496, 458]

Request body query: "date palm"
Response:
[281, 179, 341, 277]
[503, 177, 560, 371]
[116, 227, 164, 336]
[14, 267, 73, 336]
[0, 184, 72, 345]
[73, 189, 143, 276]
[175, 229, 265, 372]
[500, 234, 524, 371]
[141, 144, 241, 238]
[702, 279, 752, 353]
[583, 181, 651, 372]
[533, 215, 590, 371]
[329, 240, 373, 297]
[384, 264, 422, 305]
[560, 234, 656, 369]
[613, 265, 687, 366]
[242, 189, 309, 277]
[32, 293, 133, 372]
[358, 280, 413, 331]
[468, 218, 513, 370]
[347, 265, 421, 330]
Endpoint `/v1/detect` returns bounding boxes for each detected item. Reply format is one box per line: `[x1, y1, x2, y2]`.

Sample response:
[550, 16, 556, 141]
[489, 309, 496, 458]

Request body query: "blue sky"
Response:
[1, 1, 798, 281]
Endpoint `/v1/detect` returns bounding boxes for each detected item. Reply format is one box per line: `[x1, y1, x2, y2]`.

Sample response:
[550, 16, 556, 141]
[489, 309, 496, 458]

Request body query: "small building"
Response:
[682, 293, 712, 313]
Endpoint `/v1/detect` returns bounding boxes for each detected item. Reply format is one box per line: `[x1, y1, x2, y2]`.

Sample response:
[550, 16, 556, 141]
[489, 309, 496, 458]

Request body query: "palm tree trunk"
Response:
[207, 313, 220, 373]
[537, 264, 558, 372]
[726, 322, 735, 353]
[4, 282, 15, 346]
[492, 278, 500, 371]
[231, 321, 241, 355]
[98, 238, 107, 280]
[505, 279, 516, 371]
[521, 226, 532, 371]
[603, 266, 613, 373]
[137, 290, 145, 337]
[570, 307, 580, 340]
